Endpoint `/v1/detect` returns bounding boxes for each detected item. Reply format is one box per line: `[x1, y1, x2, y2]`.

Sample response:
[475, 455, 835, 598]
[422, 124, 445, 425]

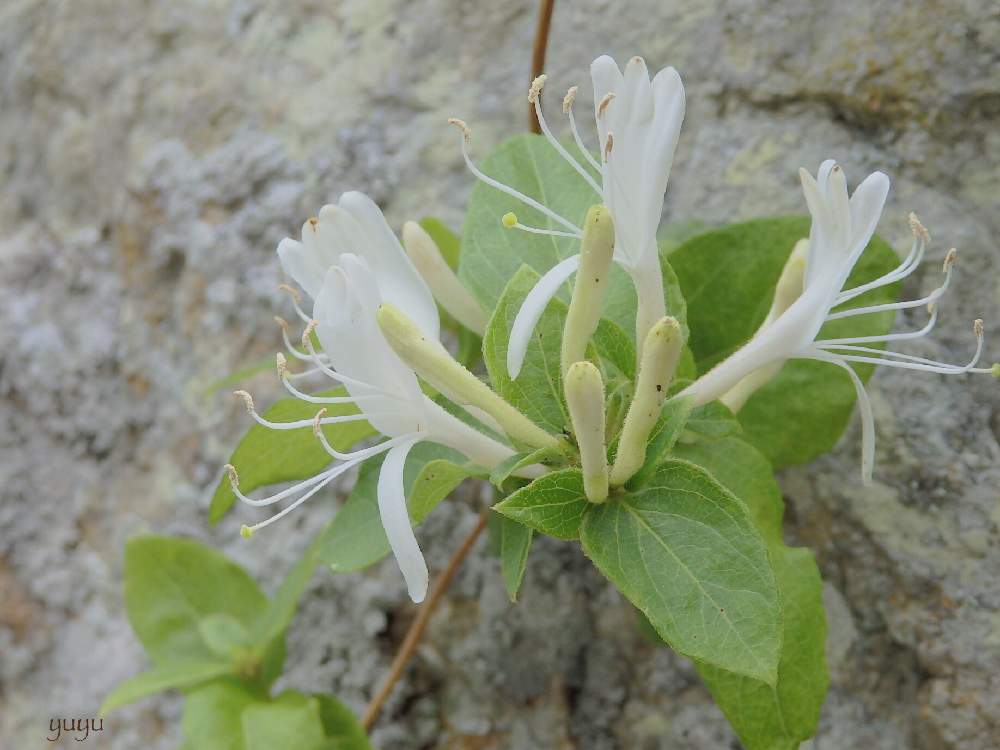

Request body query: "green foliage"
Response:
[674, 437, 828, 750]
[670, 217, 900, 467]
[581, 460, 782, 683]
[318, 443, 478, 572]
[100, 660, 235, 716]
[493, 469, 589, 540]
[210, 387, 375, 524]
[499, 517, 533, 602]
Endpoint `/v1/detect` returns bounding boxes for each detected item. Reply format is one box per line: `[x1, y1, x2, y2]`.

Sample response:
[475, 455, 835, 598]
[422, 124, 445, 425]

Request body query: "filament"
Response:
[532, 90, 602, 194]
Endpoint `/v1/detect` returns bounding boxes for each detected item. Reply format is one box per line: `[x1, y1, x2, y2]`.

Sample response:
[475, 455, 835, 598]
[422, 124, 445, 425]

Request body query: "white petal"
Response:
[846, 171, 890, 262]
[277, 237, 325, 299]
[507, 255, 581, 379]
[338, 191, 441, 339]
[591, 55, 624, 148]
[377, 440, 429, 602]
[621, 56, 653, 125]
[816, 159, 837, 194]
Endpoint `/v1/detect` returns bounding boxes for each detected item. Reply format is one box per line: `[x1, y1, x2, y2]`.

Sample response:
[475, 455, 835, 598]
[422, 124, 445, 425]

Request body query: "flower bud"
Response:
[561, 205, 615, 376]
[376, 303, 562, 451]
[564, 361, 609, 502]
[609, 316, 683, 486]
[402, 221, 489, 336]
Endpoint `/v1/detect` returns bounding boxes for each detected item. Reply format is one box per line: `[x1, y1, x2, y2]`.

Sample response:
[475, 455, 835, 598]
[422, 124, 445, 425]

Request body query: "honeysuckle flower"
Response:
[450, 54, 685, 377]
[226, 195, 531, 603]
[681, 160, 993, 482]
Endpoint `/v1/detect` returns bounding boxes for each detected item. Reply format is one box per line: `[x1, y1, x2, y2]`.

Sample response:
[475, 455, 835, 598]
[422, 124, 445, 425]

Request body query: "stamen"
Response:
[298, 323, 398, 395]
[835, 212, 928, 305]
[274, 316, 323, 362]
[279, 373, 377, 405]
[597, 92, 616, 118]
[603, 132, 614, 162]
[909, 212, 930, 243]
[563, 86, 602, 172]
[311, 408, 416, 461]
[530, 77, 602, 194]
[276, 352, 287, 379]
[501, 212, 581, 239]
[817, 306, 939, 347]
[233, 390, 372, 430]
[449, 118, 582, 235]
[239, 461, 356, 533]
[225, 461, 341, 507]
[827, 248, 957, 321]
[278, 284, 310, 323]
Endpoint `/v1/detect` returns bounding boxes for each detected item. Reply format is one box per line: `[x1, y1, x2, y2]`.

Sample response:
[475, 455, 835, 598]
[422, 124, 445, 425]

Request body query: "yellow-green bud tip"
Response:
[240, 525, 254, 539]
[991, 363, 1000, 378]
[501, 212, 518, 229]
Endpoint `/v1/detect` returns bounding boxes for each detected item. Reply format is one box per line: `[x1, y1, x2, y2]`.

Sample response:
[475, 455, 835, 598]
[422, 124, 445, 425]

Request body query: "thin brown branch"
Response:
[528, 0, 557, 134]
[361, 511, 490, 731]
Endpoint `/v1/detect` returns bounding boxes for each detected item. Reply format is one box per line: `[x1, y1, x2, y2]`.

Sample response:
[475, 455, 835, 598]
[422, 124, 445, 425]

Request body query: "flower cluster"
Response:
[226, 54, 995, 601]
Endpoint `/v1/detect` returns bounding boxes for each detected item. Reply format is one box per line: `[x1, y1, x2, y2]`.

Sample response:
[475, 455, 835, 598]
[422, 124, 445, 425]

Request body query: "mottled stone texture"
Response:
[1, 1, 997, 748]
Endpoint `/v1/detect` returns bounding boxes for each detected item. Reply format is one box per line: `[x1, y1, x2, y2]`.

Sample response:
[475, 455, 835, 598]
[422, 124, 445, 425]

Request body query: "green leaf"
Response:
[683, 400, 742, 440]
[183, 681, 258, 750]
[241, 692, 329, 750]
[483, 264, 572, 434]
[593, 318, 636, 380]
[99, 660, 234, 716]
[318, 444, 475, 572]
[499, 517, 533, 602]
[199, 614, 253, 659]
[670, 217, 900, 467]
[675, 437, 827, 750]
[488, 444, 563, 489]
[493, 469, 589, 541]
[459, 134, 687, 342]
[210, 387, 375, 524]
[580, 460, 782, 683]
[316, 695, 374, 749]
[124, 536, 267, 663]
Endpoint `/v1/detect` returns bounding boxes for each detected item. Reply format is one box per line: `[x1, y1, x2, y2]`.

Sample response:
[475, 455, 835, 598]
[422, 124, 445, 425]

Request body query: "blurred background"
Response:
[1, 1, 998, 748]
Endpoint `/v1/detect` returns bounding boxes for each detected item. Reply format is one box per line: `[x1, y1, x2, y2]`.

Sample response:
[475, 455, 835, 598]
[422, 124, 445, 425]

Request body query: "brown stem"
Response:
[361, 511, 489, 731]
[528, 0, 557, 134]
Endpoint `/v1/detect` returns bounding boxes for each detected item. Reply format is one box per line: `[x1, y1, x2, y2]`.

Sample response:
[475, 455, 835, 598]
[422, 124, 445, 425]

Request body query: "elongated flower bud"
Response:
[609, 316, 683, 486]
[376, 303, 562, 451]
[561, 205, 615, 375]
[564, 361, 608, 502]
[402, 221, 489, 336]
[720, 239, 808, 412]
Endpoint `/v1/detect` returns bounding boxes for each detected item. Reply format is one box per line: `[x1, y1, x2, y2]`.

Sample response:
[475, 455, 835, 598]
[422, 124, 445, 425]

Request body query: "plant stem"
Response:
[529, 0, 556, 134]
[361, 511, 489, 731]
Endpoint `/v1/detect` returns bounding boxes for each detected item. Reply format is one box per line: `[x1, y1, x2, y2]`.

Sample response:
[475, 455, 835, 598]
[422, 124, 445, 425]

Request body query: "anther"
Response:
[528, 74, 547, 104]
[943, 248, 957, 272]
[278, 283, 302, 304]
[224, 463, 239, 486]
[603, 133, 614, 161]
[240, 525, 254, 539]
[974, 319, 984, 338]
[562, 86, 578, 113]
[597, 92, 615, 118]
[448, 118, 471, 140]
[301, 320, 318, 348]
[501, 212, 518, 229]
[312, 407, 327, 437]
[275, 353, 288, 380]
[233, 390, 255, 414]
[274, 315, 290, 331]
[307, 217, 318, 230]
[909, 212, 930, 242]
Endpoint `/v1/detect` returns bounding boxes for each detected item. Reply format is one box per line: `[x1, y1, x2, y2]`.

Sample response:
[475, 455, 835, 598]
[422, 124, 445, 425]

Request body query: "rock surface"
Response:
[1, 1, 998, 748]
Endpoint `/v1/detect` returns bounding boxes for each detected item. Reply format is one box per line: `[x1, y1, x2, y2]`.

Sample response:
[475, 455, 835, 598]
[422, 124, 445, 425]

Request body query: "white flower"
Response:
[681, 160, 991, 482]
[450, 54, 685, 377]
[227, 195, 522, 603]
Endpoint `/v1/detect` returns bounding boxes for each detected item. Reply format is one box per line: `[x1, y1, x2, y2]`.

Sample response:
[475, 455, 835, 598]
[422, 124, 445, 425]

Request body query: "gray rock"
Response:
[1, 0, 997, 748]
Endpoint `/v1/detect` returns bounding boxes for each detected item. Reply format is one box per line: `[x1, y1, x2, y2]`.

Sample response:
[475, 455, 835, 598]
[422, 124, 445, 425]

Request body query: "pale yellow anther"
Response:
[276, 352, 288, 378]
[597, 92, 616, 118]
[307, 217, 318, 231]
[448, 118, 471, 140]
[944, 248, 957, 272]
[562, 86, 578, 113]
[528, 74, 547, 104]
[604, 132, 614, 161]
[501, 212, 518, 229]
[233, 390, 255, 414]
[312, 407, 327, 437]
[278, 283, 302, 304]
[909, 212, 930, 242]
[274, 315, 290, 331]
[224, 463, 239, 485]
[301, 320, 318, 349]
[974, 319, 984, 338]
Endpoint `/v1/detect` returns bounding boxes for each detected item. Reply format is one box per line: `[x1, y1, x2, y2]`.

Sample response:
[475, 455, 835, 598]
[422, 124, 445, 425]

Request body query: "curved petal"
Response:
[621, 56, 653, 125]
[377, 439, 428, 602]
[277, 237, 326, 298]
[845, 171, 890, 264]
[591, 55, 624, 150]
[507, 255, 581, 379]
[338, 191, 440, 339]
